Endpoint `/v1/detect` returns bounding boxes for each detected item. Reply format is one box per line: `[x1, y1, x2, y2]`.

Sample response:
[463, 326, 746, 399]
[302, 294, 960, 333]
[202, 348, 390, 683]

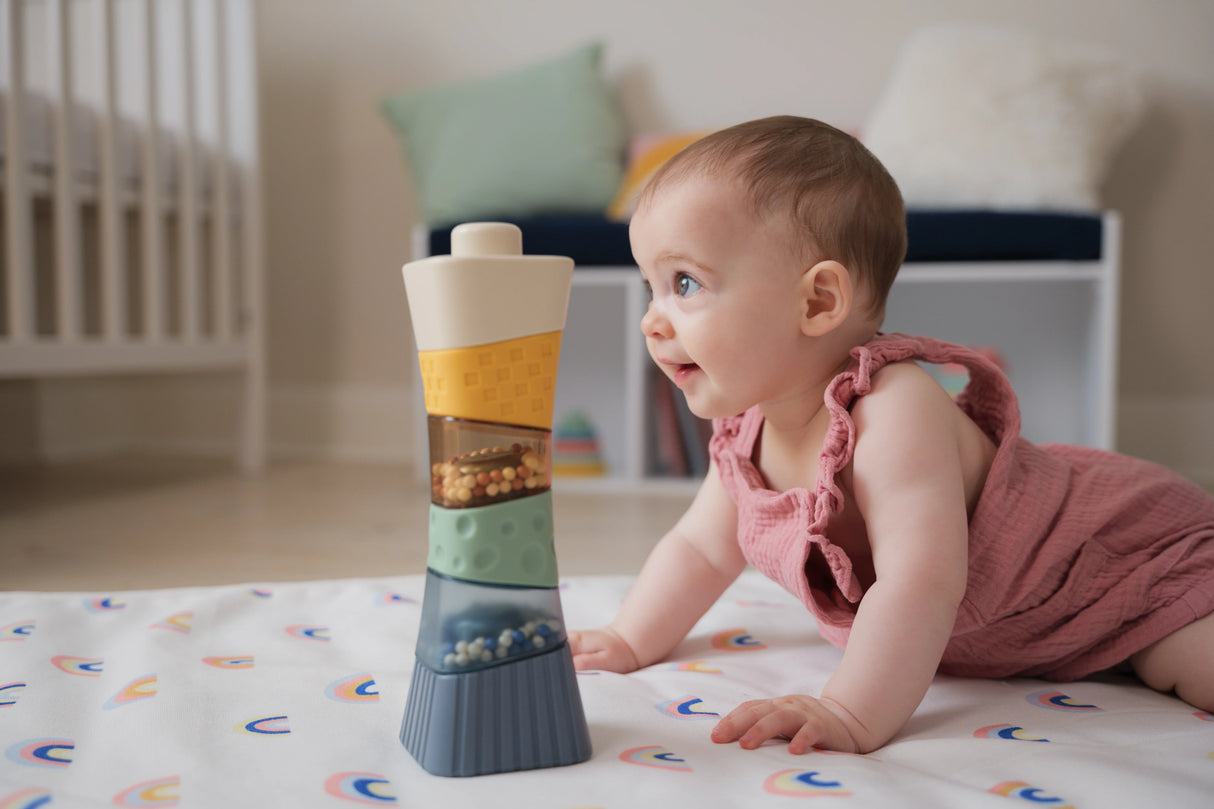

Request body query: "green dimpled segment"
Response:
[428, 491, 557, 587]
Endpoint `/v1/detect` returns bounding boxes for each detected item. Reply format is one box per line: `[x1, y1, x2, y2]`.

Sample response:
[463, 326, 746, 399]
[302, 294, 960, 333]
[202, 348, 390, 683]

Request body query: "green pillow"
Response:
[382, 42, 626, 225]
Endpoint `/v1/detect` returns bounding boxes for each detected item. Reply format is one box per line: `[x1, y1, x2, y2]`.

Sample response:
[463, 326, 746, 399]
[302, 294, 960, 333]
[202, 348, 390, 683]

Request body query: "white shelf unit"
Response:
[411, 213, 1120, 493]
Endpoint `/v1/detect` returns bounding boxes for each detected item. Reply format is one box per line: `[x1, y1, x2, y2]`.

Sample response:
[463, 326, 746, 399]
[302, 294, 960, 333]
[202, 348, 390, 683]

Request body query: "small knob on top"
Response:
[451, 222, 523, 257]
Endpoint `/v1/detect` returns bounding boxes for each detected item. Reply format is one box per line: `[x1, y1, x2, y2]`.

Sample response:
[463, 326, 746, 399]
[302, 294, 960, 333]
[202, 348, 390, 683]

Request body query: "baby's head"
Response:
[636, 116, 906, 320]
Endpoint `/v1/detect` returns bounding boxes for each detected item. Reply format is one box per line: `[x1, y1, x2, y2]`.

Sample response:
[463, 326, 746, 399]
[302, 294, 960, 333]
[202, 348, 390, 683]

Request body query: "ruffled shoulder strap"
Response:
[809, 333, 1021, 534]
[709, 407, 765, 497]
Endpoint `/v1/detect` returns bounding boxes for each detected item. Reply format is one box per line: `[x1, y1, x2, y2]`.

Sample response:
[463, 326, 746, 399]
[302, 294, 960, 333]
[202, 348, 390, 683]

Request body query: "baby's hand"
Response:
[711, 695, 863, 754]
[569, 627, 642, 673]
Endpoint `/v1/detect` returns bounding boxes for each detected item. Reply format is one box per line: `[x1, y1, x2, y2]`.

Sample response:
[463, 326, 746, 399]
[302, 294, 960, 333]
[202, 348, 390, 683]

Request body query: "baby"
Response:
[569, 115, 1214, 754]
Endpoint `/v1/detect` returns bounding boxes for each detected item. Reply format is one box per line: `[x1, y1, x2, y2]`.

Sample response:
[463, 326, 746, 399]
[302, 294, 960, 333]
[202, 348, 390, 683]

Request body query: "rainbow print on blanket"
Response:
[1, 571, 1211, 804]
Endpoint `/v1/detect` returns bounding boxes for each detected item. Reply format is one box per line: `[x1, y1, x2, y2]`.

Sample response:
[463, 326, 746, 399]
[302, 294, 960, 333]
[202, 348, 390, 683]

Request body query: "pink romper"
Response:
[710, 333, 1214, 680]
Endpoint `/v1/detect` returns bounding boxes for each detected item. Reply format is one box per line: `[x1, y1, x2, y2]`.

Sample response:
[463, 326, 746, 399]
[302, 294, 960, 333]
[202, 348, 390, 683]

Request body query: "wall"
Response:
[251, 0, 1214, 484]
[13, 0, 1211, 484]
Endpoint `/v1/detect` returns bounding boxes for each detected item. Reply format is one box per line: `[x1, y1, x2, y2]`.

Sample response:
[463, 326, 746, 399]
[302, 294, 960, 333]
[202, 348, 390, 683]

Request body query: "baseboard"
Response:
[0, 380, 42, 463]
[269, 383, 415, 463]
[19, 378, 142, 463]
[1117, 393, 1214, 489]
[9, 379, 417, 466]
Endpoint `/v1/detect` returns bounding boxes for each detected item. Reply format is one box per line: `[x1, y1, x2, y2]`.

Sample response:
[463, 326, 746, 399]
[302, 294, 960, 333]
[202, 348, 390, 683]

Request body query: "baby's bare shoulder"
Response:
[850, 360, 968, 467]
[858, 360, 953, 412]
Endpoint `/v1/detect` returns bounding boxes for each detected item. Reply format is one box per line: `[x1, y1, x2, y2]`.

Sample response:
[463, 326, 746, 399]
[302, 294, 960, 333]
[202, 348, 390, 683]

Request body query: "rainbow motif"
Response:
[618, 745, 692, 772]
[250, 589, 274, 598]
[656, 695, 719, 720]
[237, 715, 291, 735]
[1194, 711, 1214, 722]
[83, 597, 126, 613]
[1026, 690, 1104, 713]
[323, 772, 396, 805]
[0, 682, 26, 707]
[112, 776, 180, 807]
[149, 612, 193, 633]
[974, 724, 1049, 742]
[103, 674, 158, 710]
[0, 620, 34, 641]
[5, 738, 74, 769]
[666, 661, 722, 674]
[202, 655, 255, 670]
[989, 781, 1074, 807]
[326, 674, 379, 703]
[286, 625, 330, 642]
[51, 655, 103, 677]
[0, 787, 52, 809]
[377, 593, 417, 606]
[711, 629, 767, 651]
[763, 769, 852, 797]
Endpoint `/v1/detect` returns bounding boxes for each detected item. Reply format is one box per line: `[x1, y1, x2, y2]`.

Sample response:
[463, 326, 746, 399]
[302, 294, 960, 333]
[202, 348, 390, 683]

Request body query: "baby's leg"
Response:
[1130, 610, 1214, 711]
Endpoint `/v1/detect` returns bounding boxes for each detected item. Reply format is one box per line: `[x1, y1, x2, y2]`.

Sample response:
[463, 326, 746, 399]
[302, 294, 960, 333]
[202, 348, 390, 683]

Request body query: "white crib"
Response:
[0, 0, 264, 470]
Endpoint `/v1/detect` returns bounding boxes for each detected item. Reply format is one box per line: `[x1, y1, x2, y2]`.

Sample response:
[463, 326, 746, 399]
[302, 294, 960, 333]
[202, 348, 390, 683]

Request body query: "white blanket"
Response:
[2, 571, 1212, 807]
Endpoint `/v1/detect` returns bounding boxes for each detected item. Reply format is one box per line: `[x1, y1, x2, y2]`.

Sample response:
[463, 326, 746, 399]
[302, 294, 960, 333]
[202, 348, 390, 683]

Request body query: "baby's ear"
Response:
[799, 260, 853, 337]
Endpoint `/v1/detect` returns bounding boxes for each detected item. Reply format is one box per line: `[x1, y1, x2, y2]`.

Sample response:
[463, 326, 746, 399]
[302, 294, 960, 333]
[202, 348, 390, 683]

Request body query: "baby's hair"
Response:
[638, 116, 907, 318]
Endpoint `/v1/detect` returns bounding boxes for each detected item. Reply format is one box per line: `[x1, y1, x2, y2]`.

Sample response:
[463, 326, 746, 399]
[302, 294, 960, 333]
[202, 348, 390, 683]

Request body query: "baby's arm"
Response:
[570, 459, 747, 672]
[713, 364, 971, 753]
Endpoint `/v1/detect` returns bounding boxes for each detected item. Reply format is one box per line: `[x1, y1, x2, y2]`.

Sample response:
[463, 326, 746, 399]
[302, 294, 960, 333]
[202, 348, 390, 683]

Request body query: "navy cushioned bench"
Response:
[426, 211, 1104, 266]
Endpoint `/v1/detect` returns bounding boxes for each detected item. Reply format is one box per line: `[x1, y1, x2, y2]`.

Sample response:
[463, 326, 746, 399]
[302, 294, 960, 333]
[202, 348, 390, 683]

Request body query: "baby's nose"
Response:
[640, 302, 672, 339]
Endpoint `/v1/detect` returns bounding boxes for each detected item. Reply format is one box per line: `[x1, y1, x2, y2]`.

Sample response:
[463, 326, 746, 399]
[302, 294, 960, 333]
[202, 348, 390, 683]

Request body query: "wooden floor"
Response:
[0, 456, 694, 592]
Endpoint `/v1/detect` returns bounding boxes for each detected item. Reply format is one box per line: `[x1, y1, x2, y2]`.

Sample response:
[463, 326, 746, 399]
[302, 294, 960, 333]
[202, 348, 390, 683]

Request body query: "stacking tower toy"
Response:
[398, 222, 592, 776]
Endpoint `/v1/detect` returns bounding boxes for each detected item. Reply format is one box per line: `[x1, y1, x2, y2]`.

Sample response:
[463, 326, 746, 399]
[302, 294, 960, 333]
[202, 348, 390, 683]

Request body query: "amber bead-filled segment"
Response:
[427, 417, 550, 509]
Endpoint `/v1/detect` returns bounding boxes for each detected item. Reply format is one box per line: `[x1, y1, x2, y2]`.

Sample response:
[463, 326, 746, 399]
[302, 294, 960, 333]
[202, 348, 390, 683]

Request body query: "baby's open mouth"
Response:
[670, 362, 700, 383]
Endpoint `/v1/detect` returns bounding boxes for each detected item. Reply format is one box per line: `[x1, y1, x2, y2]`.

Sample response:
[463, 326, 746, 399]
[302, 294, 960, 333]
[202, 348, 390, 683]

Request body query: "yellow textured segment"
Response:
[418, 331, 563, 429]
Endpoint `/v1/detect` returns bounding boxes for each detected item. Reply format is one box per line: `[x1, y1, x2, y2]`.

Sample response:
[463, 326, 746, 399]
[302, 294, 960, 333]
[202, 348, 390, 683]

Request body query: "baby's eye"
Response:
[675, 273, 703, 297]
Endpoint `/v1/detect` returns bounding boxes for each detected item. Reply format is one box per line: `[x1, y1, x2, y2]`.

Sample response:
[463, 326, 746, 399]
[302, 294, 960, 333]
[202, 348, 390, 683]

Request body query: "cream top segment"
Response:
[403, 223, 575, 353]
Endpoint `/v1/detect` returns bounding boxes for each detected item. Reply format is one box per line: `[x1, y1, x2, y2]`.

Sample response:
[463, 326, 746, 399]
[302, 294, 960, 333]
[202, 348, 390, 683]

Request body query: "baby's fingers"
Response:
[568, 631, 628, 672]
[570, 645, 609, 671]
[712, 700, 781, 746]
[713, 698, 839, 753]
[741, 710, 819, 751]
[567, 630, 590, 655]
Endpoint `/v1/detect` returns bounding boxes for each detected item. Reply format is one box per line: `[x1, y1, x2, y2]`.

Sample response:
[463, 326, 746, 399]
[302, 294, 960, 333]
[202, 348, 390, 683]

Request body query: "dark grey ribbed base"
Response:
[400, 641, 592, 777]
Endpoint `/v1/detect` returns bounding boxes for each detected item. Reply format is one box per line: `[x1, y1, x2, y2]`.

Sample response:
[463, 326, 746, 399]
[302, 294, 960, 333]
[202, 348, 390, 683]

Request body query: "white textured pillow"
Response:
[863, 24, 1143, 211]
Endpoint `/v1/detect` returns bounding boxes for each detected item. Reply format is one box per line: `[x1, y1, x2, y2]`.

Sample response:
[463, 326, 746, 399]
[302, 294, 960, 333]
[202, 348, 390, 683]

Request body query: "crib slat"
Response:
[213, 0, 233, 342]
[97, 0, 126, 342]
[141, 0, 164, 342]
[47, 0, 83, 341]
[2, 0, 35, 342]
[179, 0, 201, 342]
[235, 0, 267, 473]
